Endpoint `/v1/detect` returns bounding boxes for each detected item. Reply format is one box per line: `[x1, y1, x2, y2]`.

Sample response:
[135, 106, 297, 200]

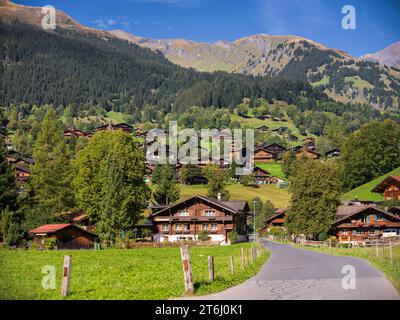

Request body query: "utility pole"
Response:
[253, 200, 258, 243]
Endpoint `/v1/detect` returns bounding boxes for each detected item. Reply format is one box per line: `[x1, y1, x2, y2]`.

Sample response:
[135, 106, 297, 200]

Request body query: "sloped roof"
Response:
[371, 175, 400, 193]
[29, 224, 71, 234]
[333, 205, 400, 225]
[336, 205, 370, 217]
[151, 195, 249, 216]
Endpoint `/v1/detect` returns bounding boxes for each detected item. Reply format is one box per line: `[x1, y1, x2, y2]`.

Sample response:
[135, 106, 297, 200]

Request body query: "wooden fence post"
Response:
[180, 245, 194, 293]
[61, 255, 72, 298]
[246, 248, 249, 264]
[208, 256, 214, 282]
[241, 248, 245, 269]
[389, 241, 393, 265]
[251, 247, 255, 263]
[375, 240, 379, 257]
[382, 239, 385, 259]
[230, 256, 235, 274]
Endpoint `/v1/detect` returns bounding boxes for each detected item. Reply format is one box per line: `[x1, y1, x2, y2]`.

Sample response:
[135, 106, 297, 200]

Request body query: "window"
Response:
[376, 214, 383, 221]
[162, 224, 168, 232]
[176, 224, 182, 231]
[362, 215, 369, 223]
[179, 210, 189, 217]
[369, 228, 376, 235]
[211, 223, 218, 231]
[204, 210, 216, 217]
[183, 224, 190, 231]
[356, 230, 362, 236]
[202, 224, 209, 231]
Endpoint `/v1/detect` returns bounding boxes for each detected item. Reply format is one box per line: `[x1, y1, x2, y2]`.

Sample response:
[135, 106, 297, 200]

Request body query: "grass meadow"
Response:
[0, 243, 269, 300]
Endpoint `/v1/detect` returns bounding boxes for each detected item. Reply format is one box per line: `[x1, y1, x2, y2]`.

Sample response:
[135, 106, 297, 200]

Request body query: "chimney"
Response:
[217, 193, 221, 201]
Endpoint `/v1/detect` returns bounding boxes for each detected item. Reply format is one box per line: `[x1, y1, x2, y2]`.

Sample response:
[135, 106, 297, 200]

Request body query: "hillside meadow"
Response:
[343, 166, 400, 202]
[0, 243, 269, 300]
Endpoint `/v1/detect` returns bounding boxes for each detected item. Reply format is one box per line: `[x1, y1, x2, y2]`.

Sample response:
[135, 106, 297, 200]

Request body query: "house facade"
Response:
[332, 205, 400, 243]
[151, 195, 249, 244]
[261, 209, 287, 232]
[29, 224, 98, 249]
[372, 175, 400, 202]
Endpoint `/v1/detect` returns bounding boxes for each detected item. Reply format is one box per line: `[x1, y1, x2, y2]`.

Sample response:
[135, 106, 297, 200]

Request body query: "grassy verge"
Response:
[0, 243, 269, 300]
[293, 243, 400, 293]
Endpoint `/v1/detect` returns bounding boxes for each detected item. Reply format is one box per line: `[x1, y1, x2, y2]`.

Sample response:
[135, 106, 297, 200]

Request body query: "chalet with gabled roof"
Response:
[96, 122, 133, 134]
[252, 166, 271, 183]
[151, 195, 249, 244]
[29, 224, 98, 249]
[332, 205, 400, 243]
[15, 166, 31, 183]
[372, 175, 400, 202]
[261, 208, 287, 232]
[63, 127, 89, 139]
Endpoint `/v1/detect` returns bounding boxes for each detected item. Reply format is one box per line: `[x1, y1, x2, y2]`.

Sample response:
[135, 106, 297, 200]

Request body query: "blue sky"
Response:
[16, 0, 400, 57]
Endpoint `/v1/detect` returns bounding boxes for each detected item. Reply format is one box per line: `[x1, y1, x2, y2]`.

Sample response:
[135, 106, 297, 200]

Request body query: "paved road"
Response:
[186, 241, 400, 300]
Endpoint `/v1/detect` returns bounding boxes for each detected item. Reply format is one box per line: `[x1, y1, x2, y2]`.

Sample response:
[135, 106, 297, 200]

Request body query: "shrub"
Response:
[268, 227, 286, 238]
[318, 231, 328, 241]
[43, 238, 57, 250]
[197, 231, 210, 242]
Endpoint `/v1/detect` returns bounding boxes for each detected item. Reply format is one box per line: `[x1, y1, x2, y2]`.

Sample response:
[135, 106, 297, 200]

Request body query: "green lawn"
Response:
[294, 243, 400, 293]
[177, 183, 290, 208]
[106, 111, 126, 123]
[311, 76, 330, 87]
[255, 162, 286, 180]
[0, 243, 269, 300]
[343, 166, 400, 202]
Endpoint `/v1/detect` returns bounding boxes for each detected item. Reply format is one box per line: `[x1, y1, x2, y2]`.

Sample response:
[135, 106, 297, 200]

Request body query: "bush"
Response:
[268, 227, 286, 237]
[230, 230, 238, 243]
[197, 231, 210, 242]
[43, 238, 57, 250]
[6, 222, 20, 246]
[318, 231, 328, 241]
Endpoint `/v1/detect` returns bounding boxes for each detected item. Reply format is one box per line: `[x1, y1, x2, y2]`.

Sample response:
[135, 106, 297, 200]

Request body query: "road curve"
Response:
[185, 241, 400, 300]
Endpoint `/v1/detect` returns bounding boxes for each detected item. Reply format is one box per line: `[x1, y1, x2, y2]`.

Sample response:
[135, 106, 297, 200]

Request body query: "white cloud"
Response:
[93, 18, 117, 29]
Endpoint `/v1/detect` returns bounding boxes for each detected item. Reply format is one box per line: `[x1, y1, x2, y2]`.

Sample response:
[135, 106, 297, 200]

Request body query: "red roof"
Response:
[29, 224, 71, 234]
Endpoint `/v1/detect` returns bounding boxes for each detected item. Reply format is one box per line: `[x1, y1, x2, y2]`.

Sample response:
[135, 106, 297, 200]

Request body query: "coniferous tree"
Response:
[153, 165, 180, 205]
[0, 140, 17, 212]
[30, 108, 74, 219]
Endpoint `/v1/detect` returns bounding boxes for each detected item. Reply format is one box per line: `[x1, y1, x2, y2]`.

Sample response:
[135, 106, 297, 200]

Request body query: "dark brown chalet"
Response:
[332, 205, 400, 243]
[97, 123, 134, 134]
[15, 166, 31, 183]
[151, 195, 249, 244]
[261, 209, 287, 232]
[260, 143, 286, 160]
[63, 128, 89, 139]
[60, 211, 94, 232]
[253, 147, 274, 162]
[29, 224, 98, 249]
[252, 166, 270, 183]
[372, 175, 400, 202]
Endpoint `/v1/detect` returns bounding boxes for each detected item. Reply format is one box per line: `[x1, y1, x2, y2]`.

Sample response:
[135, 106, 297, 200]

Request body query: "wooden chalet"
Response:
[271, 127, 288, 133]
[262, 143, 286, 160]
[5, 150, 21, 164]
[15, 166, 31, 183]
[261, 208, 287, 232]
[63, 128, 89, 139]
[252, 166, 271, 184]
[325, 148, 341, 158]
[96, 122, 134, 134]
[60, 211, 93, 231]
[151, 195, 249, 244]
[14, 157, 35, 166]
[332, 205, 400, 243]
[253, 147, 274, 162]
[29, 224, 98, 249]
[296, 149, 321, 160]
[371, 176, 400, 202]
[287, 134, 299, 142]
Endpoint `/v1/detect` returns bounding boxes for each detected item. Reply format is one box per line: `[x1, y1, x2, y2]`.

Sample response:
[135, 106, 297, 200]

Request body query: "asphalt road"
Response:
[186, 241, 400, 300]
